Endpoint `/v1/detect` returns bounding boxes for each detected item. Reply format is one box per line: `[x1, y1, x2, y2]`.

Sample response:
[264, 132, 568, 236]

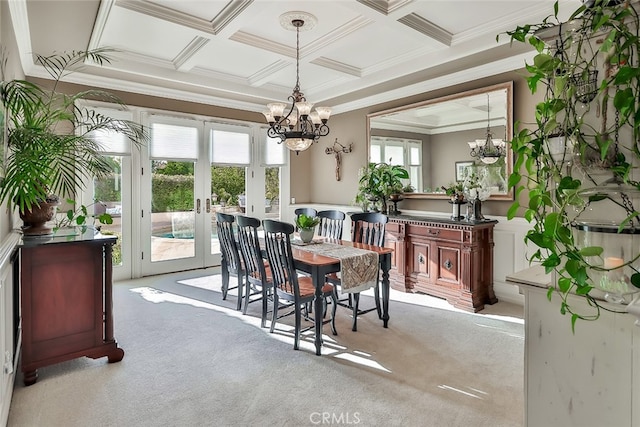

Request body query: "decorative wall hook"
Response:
[325, 138, 353, 181]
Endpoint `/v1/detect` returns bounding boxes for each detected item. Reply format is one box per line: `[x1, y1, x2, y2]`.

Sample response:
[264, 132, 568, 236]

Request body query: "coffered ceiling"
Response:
[8, 0, 582, 115]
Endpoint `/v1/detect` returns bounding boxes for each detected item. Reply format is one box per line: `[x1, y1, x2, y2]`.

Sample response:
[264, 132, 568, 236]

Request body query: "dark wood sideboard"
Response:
[18, 229, 124, 385]
[384, 215, 498, 312]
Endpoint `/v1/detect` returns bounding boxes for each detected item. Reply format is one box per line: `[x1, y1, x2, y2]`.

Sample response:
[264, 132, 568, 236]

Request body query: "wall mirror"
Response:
[366, 81, 514, 201]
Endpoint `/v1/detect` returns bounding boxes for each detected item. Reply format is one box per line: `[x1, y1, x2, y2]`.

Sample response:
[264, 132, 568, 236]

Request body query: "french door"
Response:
[139, 115, 284, 276]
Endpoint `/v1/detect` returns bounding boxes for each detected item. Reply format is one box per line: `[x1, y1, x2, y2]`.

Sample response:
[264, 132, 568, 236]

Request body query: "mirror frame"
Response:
[366, 81, 514, 201]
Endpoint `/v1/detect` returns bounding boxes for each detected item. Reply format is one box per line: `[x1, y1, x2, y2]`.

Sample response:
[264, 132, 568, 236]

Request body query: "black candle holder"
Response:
[449, 200, 467, 221]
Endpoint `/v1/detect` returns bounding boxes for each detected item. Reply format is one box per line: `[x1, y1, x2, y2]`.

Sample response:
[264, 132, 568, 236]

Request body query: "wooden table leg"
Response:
[381, 253, 391, 328]
[312, 265, 324, 356]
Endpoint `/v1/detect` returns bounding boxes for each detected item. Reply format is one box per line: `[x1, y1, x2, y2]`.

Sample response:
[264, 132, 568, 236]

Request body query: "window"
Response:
[370, 137, 422, 191]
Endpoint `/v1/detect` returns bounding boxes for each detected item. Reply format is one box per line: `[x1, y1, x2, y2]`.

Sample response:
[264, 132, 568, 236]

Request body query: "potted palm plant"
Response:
[502, 0, 640, 326]
[0, 48, 146, 235]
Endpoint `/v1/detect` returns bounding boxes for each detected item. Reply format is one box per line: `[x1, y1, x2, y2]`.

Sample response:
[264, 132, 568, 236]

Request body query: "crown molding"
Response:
[356, 0, 414, 15]
[248, 60, 290, 87]
[173, 37, 210, 71]
[7, 0, 34, 74]
[398, 13, 452, 46]
[229, 31, 293, 58]
[311, 57, 362, 77]
[330, 52, 533, 114]
[116, 0, 214, 34]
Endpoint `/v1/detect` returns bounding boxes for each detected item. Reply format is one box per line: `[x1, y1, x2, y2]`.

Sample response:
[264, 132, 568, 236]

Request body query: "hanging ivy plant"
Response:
[500, 0, 640, 329]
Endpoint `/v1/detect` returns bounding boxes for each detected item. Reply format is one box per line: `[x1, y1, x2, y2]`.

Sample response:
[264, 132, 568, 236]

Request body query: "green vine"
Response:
[501, 0, 640, 329]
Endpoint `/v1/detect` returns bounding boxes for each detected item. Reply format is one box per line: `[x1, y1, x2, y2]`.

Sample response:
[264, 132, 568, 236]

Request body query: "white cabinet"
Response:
[0, 234, 19, 427]
[520, 284, 640, 427]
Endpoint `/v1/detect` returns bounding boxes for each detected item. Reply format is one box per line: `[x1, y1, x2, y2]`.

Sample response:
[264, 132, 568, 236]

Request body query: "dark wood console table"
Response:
[385, 215, 497, 312]
[18, 228, 124, 385]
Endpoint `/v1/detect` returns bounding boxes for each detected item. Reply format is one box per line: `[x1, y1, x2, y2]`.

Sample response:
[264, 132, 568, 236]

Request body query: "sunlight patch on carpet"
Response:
[438, 384, 485, 400]
[334, 353, 391, 372]
[128, 286, 380, 363]
[177, 275, 220, 292]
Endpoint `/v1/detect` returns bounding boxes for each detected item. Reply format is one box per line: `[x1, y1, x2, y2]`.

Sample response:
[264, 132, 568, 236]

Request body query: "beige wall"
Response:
[1, 0, 24, 239]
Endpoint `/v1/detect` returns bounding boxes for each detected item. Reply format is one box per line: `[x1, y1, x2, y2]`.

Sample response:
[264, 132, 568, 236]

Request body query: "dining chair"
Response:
[216, 212, 244, 311]
[316, 210, 345, 240]
[329, 212, 388, 331]
[262, 219, 337, 350]
[236, 215, 273, 327]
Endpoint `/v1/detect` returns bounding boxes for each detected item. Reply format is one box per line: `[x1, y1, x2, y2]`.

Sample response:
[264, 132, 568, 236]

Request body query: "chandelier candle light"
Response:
[263, 12, 331, 154]
[468, 94, 506, 164]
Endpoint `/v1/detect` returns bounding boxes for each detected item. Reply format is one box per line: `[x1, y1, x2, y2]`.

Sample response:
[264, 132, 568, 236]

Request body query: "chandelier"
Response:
[468, 94, 506, 164]
[262, 13, 331, 154]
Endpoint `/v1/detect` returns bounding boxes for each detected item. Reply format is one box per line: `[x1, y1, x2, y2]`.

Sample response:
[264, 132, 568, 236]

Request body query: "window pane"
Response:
[370, 144, 381, 163]
[264, 136, 284, 165]
[410, 146, 420, 165]
[151, 123, 198, 160]
[386, 146, 404, 165]
[410, 166, 420, 191]
[211, 130, 250, 165]
[90, 128, 129, 154]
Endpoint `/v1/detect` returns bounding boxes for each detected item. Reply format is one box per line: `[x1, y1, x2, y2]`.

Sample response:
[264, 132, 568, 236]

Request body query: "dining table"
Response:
[290, 238, 393, 355]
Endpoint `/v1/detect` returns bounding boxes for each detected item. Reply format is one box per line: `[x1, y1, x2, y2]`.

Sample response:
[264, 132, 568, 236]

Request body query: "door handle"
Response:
[206, 198, 211, 213]
[197, 198, 201, 214]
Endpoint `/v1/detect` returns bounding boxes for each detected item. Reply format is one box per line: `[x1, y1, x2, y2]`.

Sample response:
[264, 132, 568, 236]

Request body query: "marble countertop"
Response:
[505, 265, 551, 289]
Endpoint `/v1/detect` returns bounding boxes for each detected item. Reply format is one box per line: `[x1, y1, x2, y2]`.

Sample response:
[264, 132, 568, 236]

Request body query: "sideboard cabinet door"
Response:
[19, 235, 124, 385]
[388, 217, 497, 312]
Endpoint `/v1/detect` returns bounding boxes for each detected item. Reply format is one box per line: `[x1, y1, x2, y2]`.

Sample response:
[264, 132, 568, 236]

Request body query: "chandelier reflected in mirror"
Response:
[468, 94, 506, 164]
[262, 12, 331, 154]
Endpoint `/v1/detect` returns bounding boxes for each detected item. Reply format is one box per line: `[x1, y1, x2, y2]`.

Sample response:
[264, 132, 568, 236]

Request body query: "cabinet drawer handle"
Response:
[418, 253, 425, 264]
[443, 259, 453, 270]
[428, 230, 439, 236]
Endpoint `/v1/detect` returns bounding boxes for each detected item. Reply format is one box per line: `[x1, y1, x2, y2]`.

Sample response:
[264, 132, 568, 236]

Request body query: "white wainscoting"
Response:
[0, 232, 20, 427]
[287, 205, 532, 307]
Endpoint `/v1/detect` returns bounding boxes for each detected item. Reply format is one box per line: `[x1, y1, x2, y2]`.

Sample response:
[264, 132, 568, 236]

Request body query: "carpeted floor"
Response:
[8, 268, 524, 427]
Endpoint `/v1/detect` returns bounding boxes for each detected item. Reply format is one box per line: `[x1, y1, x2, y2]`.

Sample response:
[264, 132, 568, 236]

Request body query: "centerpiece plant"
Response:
[295, 213, 320, 243]
[502, 0, 640, 328]
[0, 48, 146, 235]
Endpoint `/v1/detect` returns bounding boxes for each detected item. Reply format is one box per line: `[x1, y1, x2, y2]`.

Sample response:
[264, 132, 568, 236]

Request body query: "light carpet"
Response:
[8, 268, 524, 427]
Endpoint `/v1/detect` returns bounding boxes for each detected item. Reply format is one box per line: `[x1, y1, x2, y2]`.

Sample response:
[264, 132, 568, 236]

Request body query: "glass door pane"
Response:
[150, 160, 196, 262]
[142, 119, 205, 276]
[94, 156, 126, 267]
[265, 166, 280, 220]
[210, 165, 246, 257]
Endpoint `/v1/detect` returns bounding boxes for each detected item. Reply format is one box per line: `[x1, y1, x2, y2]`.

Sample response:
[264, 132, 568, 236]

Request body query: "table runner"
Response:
[294, 242, 379, 293]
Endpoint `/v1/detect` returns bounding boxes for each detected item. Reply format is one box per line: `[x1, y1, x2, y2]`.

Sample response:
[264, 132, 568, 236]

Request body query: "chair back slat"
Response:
[350, 212, 388, 247]
[216, 212, 241, 271]
[294, 207, 317, 218]
[317, 210, 345, 240]
[263, 220, 298, 297]
[236, 215, 265, 282]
